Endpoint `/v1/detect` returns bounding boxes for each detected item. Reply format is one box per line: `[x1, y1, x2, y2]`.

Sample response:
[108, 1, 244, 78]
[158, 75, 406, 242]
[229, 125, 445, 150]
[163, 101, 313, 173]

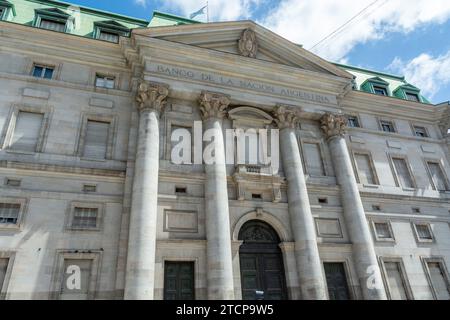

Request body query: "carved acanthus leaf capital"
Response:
[273, 105, 301, 129]
[320, 113, 347, 139]
[238, 28, 258, 58]
[198, 91, 230, 121]
[135, 81, 169, 114]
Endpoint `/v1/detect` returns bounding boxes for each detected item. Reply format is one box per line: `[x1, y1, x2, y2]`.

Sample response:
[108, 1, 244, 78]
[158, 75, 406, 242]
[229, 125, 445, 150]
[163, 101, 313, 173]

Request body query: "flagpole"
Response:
[207, 1, 209, 22]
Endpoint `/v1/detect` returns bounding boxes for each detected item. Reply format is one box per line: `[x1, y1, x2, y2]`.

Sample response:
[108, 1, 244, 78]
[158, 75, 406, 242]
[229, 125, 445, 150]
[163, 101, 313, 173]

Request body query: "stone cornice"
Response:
[320, 113, 347, 139]
[136, 81, 169, 114]
[198, 91, 230, 120]
[341, 91, 442, 122]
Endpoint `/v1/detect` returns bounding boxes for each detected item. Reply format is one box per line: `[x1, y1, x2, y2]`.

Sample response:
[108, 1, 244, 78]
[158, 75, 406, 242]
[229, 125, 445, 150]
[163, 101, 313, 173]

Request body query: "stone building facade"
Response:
[0, 0, 450, 300]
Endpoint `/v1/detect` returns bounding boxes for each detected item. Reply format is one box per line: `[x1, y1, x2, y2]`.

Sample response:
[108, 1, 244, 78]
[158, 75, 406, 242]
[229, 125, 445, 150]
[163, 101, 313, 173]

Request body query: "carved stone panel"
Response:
[238, 28, 258, 58]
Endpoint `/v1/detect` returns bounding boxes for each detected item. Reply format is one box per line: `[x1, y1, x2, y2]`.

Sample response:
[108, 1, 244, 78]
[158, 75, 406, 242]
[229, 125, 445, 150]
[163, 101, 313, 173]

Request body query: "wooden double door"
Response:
[239, 220, 288, 300]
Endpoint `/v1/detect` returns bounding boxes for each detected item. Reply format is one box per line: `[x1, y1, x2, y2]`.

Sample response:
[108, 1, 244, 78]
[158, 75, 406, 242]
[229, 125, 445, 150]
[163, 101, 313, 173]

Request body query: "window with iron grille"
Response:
[413, 126, 428, 137]
[374, 222, 392, 240]
[347, 116, 360, 128]
[72, 207, 98, 229]
[0, 203, 20, 225]
[415, 223, 433, 241]
[380, 120, 395, 133]
[95, 74, 115, 89]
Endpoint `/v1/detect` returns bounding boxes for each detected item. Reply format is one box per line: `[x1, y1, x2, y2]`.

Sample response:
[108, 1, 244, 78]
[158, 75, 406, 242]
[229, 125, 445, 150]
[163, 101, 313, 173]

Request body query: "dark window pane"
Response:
[32, 66, 43, 77]
[43, 68, 54, 79]
[374, 86, 387, 96]
[324, 263, 351, 300]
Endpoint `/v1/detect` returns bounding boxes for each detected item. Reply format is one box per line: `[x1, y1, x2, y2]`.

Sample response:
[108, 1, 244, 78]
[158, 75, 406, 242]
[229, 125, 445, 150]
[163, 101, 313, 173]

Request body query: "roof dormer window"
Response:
[34, 8, 73, 33]
[393, 84, 425, 103]
[360, 77, 390, 97]
[0, 0, 15, 21]
[93, 20, 130, 43]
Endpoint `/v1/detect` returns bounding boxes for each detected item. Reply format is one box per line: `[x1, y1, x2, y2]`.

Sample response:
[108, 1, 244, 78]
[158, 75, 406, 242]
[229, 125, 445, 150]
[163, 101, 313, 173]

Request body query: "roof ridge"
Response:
[333, 62, 405, 81]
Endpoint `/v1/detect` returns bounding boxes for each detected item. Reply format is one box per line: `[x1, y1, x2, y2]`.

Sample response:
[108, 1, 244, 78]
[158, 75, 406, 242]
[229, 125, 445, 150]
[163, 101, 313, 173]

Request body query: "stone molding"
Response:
[320, 113, 347, 139]
[135, 81, 169, 114]
[273, 105, 301, 129]
[198, 91, 230, 121]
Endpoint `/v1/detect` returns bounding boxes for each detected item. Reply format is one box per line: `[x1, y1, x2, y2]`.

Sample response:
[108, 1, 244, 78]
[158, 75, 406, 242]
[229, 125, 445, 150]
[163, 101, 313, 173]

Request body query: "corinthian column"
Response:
[199, 91, 235, 300]
[274, 105, 327, 300]
[124, 81, 169, 300]
[320, 113, 386, 300]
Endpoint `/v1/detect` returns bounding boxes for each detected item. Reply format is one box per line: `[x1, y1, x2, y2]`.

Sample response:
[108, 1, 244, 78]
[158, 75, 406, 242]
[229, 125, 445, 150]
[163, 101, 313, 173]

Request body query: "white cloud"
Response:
[258, 0, 450, 61]
[387, 50, 450, 99]
[134, 0, 148, 8]
[161, 0, 261, 22]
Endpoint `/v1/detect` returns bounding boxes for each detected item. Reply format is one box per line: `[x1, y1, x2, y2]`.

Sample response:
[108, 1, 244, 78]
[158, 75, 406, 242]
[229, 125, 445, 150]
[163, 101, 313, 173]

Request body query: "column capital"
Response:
[198, 91, 230, 121]
[320, 113, 347, 139]
[273, 105, 301, 129]
[136, 81, 169, 114]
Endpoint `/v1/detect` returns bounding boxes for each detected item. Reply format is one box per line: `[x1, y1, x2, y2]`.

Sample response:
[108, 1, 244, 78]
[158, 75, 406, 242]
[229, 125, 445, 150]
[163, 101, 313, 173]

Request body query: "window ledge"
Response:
[402, 187, 416, 192]
[80, 157, 108, 163]
[0, 224, 21, 231]
[363, 184, 380, 189]
[5, 149, 36, 155]
[66, 227, 101, 232]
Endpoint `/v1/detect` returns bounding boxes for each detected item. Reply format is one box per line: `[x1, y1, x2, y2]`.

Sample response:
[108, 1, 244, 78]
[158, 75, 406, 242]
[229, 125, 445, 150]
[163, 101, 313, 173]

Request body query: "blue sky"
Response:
[66, 0, 450, 104]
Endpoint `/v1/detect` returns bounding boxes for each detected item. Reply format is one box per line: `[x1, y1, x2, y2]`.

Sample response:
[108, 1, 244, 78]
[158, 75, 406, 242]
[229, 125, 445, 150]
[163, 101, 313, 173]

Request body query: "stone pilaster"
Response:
[199, 91, 235, 300]
[320, 113, 387, 300]
[124, 81, 169, 300]
[274, 105, 327, 300]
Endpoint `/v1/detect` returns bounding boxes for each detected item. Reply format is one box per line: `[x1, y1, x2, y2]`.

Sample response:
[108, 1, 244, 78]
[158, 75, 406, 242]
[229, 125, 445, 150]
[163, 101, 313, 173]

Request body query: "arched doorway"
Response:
[238, 220, 288, 300]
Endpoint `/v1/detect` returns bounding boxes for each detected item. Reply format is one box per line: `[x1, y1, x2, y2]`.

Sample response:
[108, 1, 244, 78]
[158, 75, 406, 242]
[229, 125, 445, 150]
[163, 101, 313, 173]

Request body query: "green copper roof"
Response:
[148, 11, 201, 27]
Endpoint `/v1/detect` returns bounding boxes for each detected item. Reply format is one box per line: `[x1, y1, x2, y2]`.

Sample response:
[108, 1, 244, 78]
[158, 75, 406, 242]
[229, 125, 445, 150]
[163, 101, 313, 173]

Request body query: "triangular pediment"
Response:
[133, 21, 352, 79]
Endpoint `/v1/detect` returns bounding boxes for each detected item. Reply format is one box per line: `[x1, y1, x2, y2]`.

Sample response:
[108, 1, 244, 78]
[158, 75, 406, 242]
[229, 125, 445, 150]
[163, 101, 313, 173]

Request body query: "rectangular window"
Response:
[99, 31, 119, 43]
[0, 8, 5, 19]
[82, 184, 97, 193]
[32, 65, 54, 79]
[374, 222, 392, 240]
[427, 162, 448, 191]
[427, 262, 450, 300]
[380, 120, 395, 133]
[303, 142, 325, 176]
[82, 120, 110, 159]
[406, 92, 420, 102]
[10, 111, 44, 152]
[0, 258, 9, 291]
[324, 263, 351, 300]
[164, 261, 195, 300]
[392, 158, 415, 188]
[60, 259, 92, 300]
[0, 203, 20, 225]
[39, 19, 66, 32]
[415, 224, 433, 241]
[71, 207, 98, 229]
[373, 86, 388, 96]
[413, 126, 428, 137]
[95, 75, 115, 89]
[347, 116, 360, 128]
[384, 261, 410, 300]
[355, 153, 377, 185]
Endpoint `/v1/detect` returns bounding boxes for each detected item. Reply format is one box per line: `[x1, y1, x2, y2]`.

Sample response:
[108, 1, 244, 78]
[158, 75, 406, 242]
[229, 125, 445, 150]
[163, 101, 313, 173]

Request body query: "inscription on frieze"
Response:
[149, 64, 337, 105]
